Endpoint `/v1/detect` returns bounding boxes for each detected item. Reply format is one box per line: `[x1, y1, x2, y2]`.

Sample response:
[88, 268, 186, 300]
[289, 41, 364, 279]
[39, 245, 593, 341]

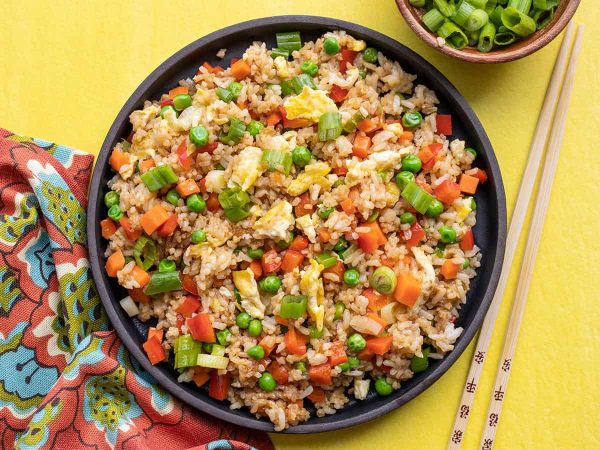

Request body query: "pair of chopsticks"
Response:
[447, 22, 584, 450]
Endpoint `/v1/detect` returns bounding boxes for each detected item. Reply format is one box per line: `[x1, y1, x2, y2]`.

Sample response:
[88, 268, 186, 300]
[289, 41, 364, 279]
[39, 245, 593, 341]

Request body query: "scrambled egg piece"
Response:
[300, 259, 325, 331]
[328, 67, 360, 89]
[252, 200, 295, 241]
[384, 122, 404, 137]
[369, 150, 404, 170]
[385, 182, 400, 207]
[295, 214, 318, 243]
[163, 106, 202, 131]
[227, 146, 264, 191]
[233, 268, 265, 319]
[455, 197, 473, 222]
[185, 242, 213, 266]
[347, 37, 367, 52]
[346, 159, 376, 187]
[204, 170, 226, 193]
[411, 247, 435, 304]
[274, 56, 290, 78]
[287, 161, 332, 196]
[283, 86, 337, 123]
[129, 105, 159, 131]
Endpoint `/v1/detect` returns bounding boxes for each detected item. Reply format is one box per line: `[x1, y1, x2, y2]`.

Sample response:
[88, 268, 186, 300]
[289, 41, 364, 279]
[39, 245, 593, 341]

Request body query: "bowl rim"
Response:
[396, 0, 581, 63]
[87, 15, 507, 433]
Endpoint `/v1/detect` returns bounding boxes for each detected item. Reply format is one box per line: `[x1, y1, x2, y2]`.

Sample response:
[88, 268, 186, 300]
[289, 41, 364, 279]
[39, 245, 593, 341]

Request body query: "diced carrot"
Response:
[249, 260, 263, 279]
[364, 288, 389, 312]
[269, 361, 289, 385]
[168, 86, 188, 99]
[285, 327, 307, 356]
[275, 315, 289, 326]
[393, 271, 421, 307]
[208, 372, 231, 401]
[352, 132, 371, 159]
[467, 167, 488, 184]
[330, 85, 348, 103]
[405, 221, 426, 247]
[356, 222, 386, 254]
[323, 259, 345, 283]
[281, 249, 305, 273]
[105, 250, 125, 277]
[307, 387, 326, 403]
[367, 312, 388, 330]
[229, 57, 239, 66]
[187, 313, 215, 343]
[294, 192, 314, 217]
[400, 131, 414, 142]
[182, 274, 198, 296]
[309, 363, 332, 385]
[460, 228, 475, 251]
[365, 335, 393, 355]
[130, 266, 150, 288]
[109, 147, 131, 172]
[148, 327, 164, 342]
[339, 198, 356, 215]
[143, 336, 167, 365]
[289, 235, 309, 251]
[380, 256, 396, 268]
[259, 336, 277, 356]
[230, 59, 251, 81]
[418, 146, 435, 165]
[294, 399, 304, 409]
[138, 158, 156, 173]
[356, 117, 380, 133]
[176, 179, 200, 197]
[333, 166, 348, 176]
[261, 249, 282, 274]
[416, 178, 434, 194]
[440, 260, 460, 280]
[358, 347, 375, 361]
[192, 368, 210, 387]
[266, 111, 282, 127]
[100, 218, 117, 239]
[279, 106, 309, 129]
[436, 114, 453, 136]
[318, 227, 331, 243]
[139, 205, 170, 235]
[157, 213, 178, 237]
[403, 255, 412, 265]
[434, 179, 461, 205]
[459, 174, 479, 194]
[129, 288, 151, 303]
[176, 138, 194, 171]
[201, 62, 224, 74]
[328, 341, 348, 366]
[206, 193, 221, 212]
[176, 295, 201, 318]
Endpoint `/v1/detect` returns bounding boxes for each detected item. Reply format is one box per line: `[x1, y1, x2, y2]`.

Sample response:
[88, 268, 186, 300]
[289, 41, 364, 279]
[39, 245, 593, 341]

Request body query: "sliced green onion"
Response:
[437, 21, 469, 49]
[465, 9, 489, 31]
[501, 7, 536, 36]
[276, 31, 302, 51]
[468, 28, 482, 47]
[261, 149, 293, 175]
[369, 266, 398, 295]
[196, 353, 229, 369]
[189, 126, 209, 146]
[422, 8, 446, 31]
[478, 22, 497, 52]
[223, 206, 251, 223]
[489, 5, 505, 27]
[401, 181, 435, 214]
[508, 0, 532, 14]
[281, 80, 294, 97]
[140, 165, 178, 192]
[228, 82, 243, 99]
[367, 210, 380, 223]
[271, 47, 290, 59]
[433, 0, 456, 17]
[315, 252, 338, 269]
[410, 347, 431, 373]
[219, 119, 247, 145]
[532, 0, 558, 10]
[218, 187, 251, 209]
[144, 271, 182, 296]
[279, 295, 308, 319]
[318, 112, 342, 141]
[301, 60, 319, 77]
[211, 344, 226, 357]
[409, 0, 426, 6]
[158, 259, 177, 273]
[342, 107, 368, 133]
[133, 236, 157, 270]
[453, 1, 476, 27]
[531, 7, 556, 29]
[216, 87, 234, 103]
[174, 335, 202, 369]
[485, 0, 498, 14]
[494, 29, 517, 45]
[469, 0, 488, 8]
[290, 74, 316, 94]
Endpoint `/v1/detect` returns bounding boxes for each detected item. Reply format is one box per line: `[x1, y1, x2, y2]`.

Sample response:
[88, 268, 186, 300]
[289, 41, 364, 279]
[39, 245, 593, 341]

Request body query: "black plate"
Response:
[87, 15, 506, 433]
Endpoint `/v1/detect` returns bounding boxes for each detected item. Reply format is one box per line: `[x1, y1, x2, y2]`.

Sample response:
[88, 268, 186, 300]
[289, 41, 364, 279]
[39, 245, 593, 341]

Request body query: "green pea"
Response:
[323, 37, 340, 55]
[348, 355, 360, 369]
[160, 105, 175, 119]
[202, 342, 213, 353]
[247, 345, 265, 360]
[258, 372, 277, 392]
[363, 47, 378, 63]
[247, 120, 265, 137]
[395, 171, 415, 189]
[333, 237, 349, 254]
[248, 319, 263, 337]
[166, 189, 181, 206]
[292, 146, 312, 167]
[439, 225, 457, 243]
[259, 275, 282, 294]
[470, 197, 477, 211]
[294, 361, 307, 373]
[104, 191, 120, 208]
[462, 258, 470, 269]
[158, 259, 176, 273]
[309, 325, 323, 339]
[401, 154, 422, 173]
[347, 333, 366, 352]
[191, 229, 207, 244]
[301, 60, 319, 76]
[189, 126, 209, 146]
[277, 232, 294, 250]
[216, 328, 232, 346]
[173, 94, 193, 111]
[400, 212, 416, 224]
[358, 67, 368, 79]
[343, 268, 360, 287]
[247, 248, 264, 259]
[236, 312, 251, 329]
[426, 199, 444, 217]
[228, 81, 243, 99]
[186, 194, 206, 213]
[402, 111, 423, 128]
[374, 377, 393, 396]
[338, 362, 350, 372]
[107, 204, 123, 221]
[465, 147, 477, 158]
[318, 207, 335, 220]
[369, 266, 397, 295]
[334, 302, 345, 320]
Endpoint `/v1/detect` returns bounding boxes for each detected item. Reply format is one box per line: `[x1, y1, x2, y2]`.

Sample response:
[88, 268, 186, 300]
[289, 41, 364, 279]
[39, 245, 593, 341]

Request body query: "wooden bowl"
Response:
[396, 0, 580, 63]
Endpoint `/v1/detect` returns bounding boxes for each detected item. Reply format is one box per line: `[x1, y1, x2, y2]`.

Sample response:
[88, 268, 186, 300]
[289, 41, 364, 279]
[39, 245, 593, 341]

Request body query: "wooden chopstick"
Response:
[447, 21, 577, 450]
[478, 25, 584, 450]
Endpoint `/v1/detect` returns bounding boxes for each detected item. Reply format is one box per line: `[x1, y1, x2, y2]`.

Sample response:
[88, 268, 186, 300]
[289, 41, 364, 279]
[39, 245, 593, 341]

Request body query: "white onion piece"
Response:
[381, 302, 401, 325]
[350, 316, 384, 336]
[299, 385, 314, 399]
[119, 296, 139, 317]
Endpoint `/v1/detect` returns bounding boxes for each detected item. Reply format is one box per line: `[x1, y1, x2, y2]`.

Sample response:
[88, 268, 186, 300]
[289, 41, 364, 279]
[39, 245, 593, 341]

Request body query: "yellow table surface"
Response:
[1, 1, 598, 448]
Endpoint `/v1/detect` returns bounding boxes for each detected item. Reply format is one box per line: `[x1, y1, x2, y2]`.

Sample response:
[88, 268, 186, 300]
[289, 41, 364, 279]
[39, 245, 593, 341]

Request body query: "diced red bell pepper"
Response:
[467, 168, 488, 184]
[405, 221, 426, 247]
[206, 193, 221, 212]
[333, 166, 348, 176]
[175, 295, 201, 318]
[294, 192, 314, 217]
[309, 363, 332, 385]
[261, 249, 282, 274]
[330, 85, 348, 103]
[434, 179, 461, 205]
[157, 213, 178, 237]
[119, 217, 142, 241]
[208, 372, 231, 401]
[176, 138, 194, 170]
[269, 361, 289, 385]
[308, 387, 326, 403]
[356, 222, 387, 254]
[159, 97, 173, 107]
[143, 336, 167, 365]
[279, 106, 309, 129]
[289, 235, 309, 251]
[460, 228, 475, 251]
[328, 341, 348, 366]
[436, 114, 453, 136]
[182, 274, 198, 296]
[339, 48, 358, 74]
[187, 313, 215, 343]
[198, 142, 218, 155]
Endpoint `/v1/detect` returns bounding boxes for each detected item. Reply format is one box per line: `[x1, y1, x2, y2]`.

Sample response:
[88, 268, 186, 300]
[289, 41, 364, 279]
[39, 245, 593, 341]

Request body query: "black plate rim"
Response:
[87, 15, 507, 434]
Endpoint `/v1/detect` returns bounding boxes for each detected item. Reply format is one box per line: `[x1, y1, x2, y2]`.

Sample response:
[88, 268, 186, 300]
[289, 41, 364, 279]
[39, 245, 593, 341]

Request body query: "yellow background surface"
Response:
[1, 1, 598, 449]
